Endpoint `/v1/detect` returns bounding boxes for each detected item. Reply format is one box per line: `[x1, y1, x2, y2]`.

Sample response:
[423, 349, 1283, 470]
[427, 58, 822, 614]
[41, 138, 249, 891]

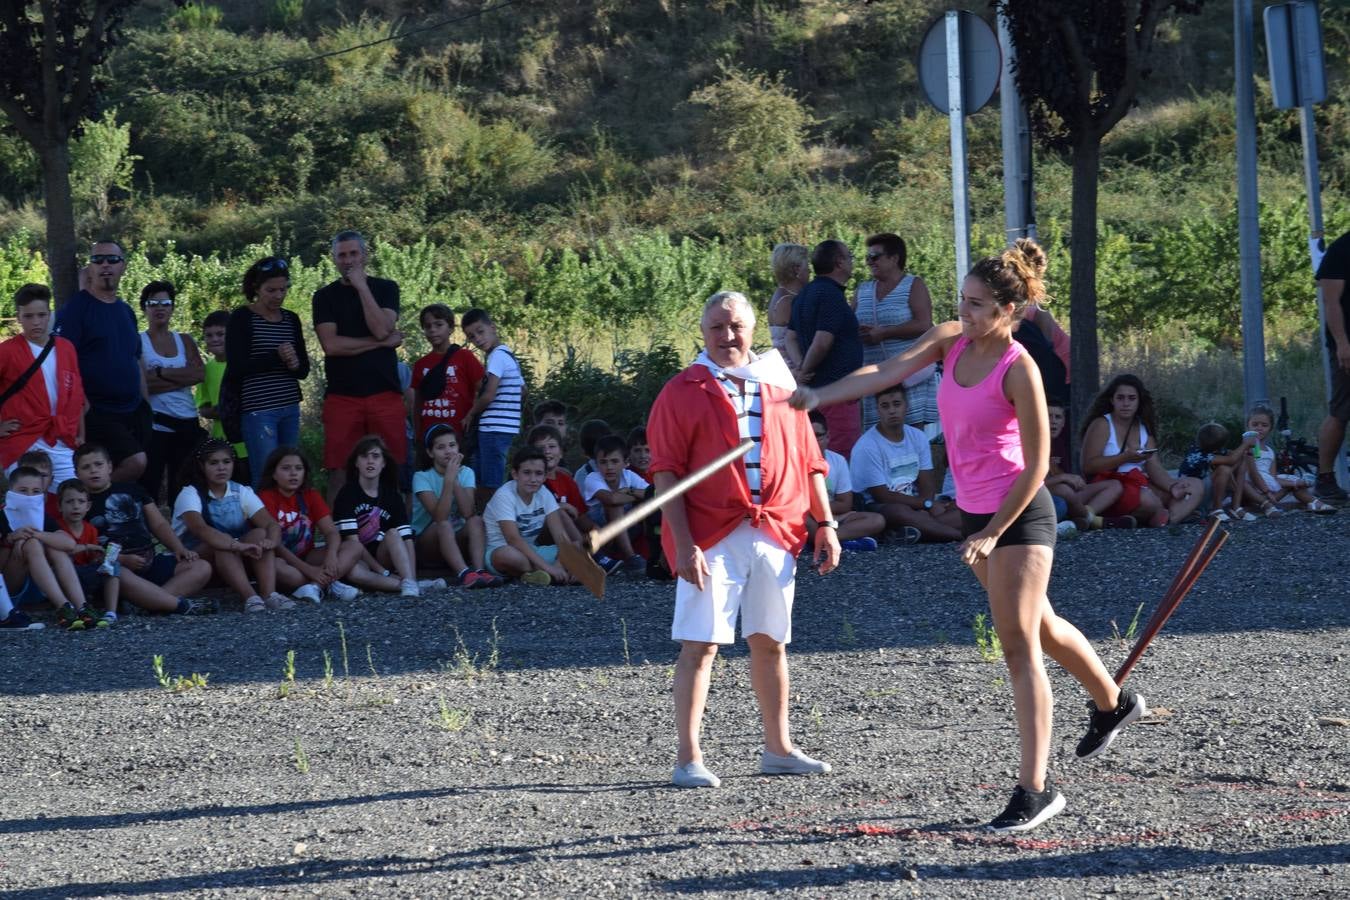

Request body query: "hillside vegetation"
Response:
[0, 0, 1347, 439]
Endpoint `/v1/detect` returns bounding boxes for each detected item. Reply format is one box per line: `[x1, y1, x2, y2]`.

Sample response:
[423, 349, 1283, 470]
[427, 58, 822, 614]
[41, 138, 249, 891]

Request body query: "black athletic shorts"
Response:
[85, 401, 153, 466]
[959, 485, 1057, 549]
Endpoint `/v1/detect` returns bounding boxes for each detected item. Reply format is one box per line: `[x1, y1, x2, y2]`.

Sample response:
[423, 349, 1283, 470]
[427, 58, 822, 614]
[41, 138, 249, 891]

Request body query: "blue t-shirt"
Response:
[790, 276, 863, 386]
[54, 290, 143, 413]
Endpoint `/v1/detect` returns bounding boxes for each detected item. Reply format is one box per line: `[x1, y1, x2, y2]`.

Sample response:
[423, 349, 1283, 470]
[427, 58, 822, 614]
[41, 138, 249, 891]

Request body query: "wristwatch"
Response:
[818, 519, 840, 530]
[154, 365, 163, 378]
[923, 499, 934, 510]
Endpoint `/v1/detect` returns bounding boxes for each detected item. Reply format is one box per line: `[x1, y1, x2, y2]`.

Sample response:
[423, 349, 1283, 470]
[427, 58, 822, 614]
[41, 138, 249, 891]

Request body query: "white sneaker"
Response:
[1055, 520, 1078, 538]
[400, 579, 421, 598]
[417, 578, 447, 592]
[328, 581, 359, 602]
[292, 583, 323, 605]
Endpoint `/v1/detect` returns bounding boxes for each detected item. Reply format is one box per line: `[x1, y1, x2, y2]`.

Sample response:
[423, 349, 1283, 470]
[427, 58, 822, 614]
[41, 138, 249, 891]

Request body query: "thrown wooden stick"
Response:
[557, 440, 754, 599]
[1114, 522, 1228, 685]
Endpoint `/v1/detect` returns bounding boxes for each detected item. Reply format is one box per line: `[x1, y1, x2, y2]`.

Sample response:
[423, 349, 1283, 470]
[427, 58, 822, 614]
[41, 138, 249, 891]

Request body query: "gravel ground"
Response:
[1, 512, 1347, 898]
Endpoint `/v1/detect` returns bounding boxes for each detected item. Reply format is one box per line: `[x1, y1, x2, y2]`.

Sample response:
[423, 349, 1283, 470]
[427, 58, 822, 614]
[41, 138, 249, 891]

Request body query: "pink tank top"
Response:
[936, 336, 1027, 514]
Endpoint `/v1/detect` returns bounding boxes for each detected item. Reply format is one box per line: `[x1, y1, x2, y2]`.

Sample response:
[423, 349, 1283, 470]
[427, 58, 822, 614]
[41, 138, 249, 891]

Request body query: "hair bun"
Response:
[1000, 238, 1048, 303]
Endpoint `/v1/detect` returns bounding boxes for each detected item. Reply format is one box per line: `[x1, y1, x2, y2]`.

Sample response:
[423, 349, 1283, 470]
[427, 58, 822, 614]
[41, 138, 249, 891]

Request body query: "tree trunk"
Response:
[1067, 132, 1102, 461]
[41, 140, 78, 308]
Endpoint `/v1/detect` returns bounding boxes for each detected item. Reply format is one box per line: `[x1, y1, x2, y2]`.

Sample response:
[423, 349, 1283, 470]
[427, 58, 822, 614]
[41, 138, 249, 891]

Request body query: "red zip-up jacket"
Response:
[0, 334, 85, 468]
[648, 363, 826, 558]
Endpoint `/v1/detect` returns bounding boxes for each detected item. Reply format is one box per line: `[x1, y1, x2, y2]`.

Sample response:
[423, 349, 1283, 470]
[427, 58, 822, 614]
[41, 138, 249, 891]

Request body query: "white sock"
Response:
[0, 580, 12, 618]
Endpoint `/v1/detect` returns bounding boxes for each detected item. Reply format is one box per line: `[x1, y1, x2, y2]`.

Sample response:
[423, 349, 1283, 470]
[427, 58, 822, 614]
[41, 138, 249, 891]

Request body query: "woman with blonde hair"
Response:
[767, 242, 808, 372]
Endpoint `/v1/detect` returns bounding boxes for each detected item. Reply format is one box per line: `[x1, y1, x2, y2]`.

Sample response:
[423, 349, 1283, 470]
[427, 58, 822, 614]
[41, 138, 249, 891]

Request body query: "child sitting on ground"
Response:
[1044, 402, 1131, 530]
[412, 425, 501, 589]
[54, 478, 120, 627]
[15, 450, 59, 519]
[333, 435, 444, 598]
[1240, 404, 1335, 517]
[256, 447, 366, 602]
[74, 443, 213, 615]
[808, 411, 885, 551]
[583, 434, 649, 570]
[484, 447, 578, 585]
[532, 400, 569, 443]
[626, 426, 651, 481]
[1, 466, 95, 629]
[172, 439, 292, 614]
[573, 419, 613, 482]
[1179, 421, 1254, 521]
[527, 424, 626, 574]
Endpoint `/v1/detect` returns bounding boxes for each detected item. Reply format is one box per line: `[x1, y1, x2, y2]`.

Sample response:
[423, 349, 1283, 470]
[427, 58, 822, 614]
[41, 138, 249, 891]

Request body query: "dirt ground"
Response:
[1, 512, 1347, 898]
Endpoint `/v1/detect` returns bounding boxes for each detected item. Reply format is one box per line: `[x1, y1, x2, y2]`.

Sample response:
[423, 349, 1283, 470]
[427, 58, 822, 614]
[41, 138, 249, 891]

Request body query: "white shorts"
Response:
[6, 440, 75, 489]
[672, 520, 795, 645]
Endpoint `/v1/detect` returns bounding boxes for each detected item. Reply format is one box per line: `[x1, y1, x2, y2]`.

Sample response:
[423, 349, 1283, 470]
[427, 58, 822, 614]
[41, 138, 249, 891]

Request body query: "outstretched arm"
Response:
[792, 321, 958, 411]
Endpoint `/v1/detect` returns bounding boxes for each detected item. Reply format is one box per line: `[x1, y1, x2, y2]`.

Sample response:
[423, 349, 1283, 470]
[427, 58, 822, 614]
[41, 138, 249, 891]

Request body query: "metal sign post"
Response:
[1234, 0, 1268, 413]
[997, 10, 1034, 245]
[918, 11, 1000, 298]
[1266, 1, 1343, 486]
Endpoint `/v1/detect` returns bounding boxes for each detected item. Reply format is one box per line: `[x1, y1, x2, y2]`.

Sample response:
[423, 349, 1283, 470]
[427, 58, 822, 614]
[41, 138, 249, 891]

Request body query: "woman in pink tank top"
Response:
[791, 240, 1149, 833]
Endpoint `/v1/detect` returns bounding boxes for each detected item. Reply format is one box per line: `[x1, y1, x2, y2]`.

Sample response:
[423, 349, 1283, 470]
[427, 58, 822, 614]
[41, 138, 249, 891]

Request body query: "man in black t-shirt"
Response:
[791, 240, 864, 457]
[311, 230, 407, 500]
[1315, 231, 1350, 503]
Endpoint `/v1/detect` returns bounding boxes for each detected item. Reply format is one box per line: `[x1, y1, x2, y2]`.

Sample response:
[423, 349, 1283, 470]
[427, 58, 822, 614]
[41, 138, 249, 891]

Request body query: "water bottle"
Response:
[1243, 431, 1260, 459]
[98, 542, 121, 576]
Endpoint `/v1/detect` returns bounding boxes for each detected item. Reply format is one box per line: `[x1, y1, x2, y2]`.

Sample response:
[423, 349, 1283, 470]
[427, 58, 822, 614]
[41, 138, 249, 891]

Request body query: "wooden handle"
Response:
[587, 439, 754, 552]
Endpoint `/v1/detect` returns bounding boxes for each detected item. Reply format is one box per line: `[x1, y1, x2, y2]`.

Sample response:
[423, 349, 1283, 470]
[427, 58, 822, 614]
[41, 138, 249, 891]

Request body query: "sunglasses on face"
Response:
[258, 258, 289, 272]
[865, 251, 889, 262]
[144, 299, 173, 307]
[90, 254, 124, 264]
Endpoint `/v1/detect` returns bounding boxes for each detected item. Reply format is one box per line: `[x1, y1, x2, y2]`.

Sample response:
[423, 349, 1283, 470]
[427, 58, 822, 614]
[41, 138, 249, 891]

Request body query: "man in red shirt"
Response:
[648, 290, 840, 789]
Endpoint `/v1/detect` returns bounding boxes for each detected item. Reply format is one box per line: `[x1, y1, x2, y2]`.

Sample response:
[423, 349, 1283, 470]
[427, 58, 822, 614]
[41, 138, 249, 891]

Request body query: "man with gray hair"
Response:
[311, 230, 405, 499]
[646, 290, 840, 789]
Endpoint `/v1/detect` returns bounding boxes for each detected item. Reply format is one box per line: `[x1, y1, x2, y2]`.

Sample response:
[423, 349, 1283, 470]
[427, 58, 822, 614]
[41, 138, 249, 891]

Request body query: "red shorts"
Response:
[322, 392, 408, 470]
[1092, 469, 1150, 517]
[821, 400, 862, 459]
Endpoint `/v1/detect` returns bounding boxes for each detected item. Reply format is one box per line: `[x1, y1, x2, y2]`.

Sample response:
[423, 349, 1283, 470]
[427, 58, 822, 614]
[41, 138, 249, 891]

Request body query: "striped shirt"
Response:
[479, 345, 523, 434]
[697, 352, 763, 504]
[241, 312, 302, 412]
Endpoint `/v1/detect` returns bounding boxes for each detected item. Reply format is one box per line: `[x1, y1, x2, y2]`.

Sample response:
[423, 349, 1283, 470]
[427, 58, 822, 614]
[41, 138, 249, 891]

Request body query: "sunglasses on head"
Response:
[90, 254, 124, 264]
[258, 258, 289, 272]
[144, 299, 173, 307]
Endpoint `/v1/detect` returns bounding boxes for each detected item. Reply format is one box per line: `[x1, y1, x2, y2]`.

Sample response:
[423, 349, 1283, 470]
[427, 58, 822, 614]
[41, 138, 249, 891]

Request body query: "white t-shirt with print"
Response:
[849, 424, 933, 499]
[484, 481, 558, 550]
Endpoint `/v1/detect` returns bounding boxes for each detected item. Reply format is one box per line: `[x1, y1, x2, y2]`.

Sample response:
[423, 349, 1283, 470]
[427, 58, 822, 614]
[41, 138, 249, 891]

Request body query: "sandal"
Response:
[1307, 499, 1337, 515]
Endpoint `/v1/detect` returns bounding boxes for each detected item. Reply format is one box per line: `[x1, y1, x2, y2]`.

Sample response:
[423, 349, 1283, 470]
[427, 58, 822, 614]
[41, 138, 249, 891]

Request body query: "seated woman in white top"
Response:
[1080, 374, 1203, 527]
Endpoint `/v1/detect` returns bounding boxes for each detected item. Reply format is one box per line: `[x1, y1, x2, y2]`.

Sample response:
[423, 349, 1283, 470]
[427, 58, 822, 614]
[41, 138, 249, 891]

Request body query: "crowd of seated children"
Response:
[54, 479, 120, 627]
[483, 446, 578, 585]
[2, 466, 95, 630]
[583, 434, 649, 570]
[1180, 422, 1258, 522]
[1043, 401, 1132, 531]
[808, 411, 884, 551]
[849, 384, 961, 543]
[172, 439, 292, 614]
[256, 447, 362, 602]
[412, 424, 502, 589]
[333, 435, 445, 599]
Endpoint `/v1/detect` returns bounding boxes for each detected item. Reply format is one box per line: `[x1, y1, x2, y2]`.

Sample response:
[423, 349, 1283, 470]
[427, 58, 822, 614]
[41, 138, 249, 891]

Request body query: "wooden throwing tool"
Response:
[558, 439, 754, 599]
[1114, 518, 1228, 685]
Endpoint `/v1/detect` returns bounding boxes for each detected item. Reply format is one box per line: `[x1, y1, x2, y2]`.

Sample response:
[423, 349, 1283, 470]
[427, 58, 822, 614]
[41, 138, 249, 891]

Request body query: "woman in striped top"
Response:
[227, 257, 310, 486]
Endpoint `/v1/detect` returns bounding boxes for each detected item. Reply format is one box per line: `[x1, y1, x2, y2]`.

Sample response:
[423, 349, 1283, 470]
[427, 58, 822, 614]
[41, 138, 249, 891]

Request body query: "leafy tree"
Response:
[0, 1, 176, 304]
[995, 0, 1206, 427]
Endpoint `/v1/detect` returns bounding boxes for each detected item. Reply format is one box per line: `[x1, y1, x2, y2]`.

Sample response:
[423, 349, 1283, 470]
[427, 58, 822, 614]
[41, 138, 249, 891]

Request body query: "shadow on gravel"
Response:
[3, 517, 1346, 696]
[0, 781, 665, 836]
[658, 841, 1350, 893]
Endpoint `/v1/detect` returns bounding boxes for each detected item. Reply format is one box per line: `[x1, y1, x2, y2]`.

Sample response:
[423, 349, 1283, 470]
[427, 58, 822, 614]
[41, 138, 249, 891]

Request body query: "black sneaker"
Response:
[0, 610, 44, 631]
[1076, 690, 1147, 760]
[986, 783, 1066, 833]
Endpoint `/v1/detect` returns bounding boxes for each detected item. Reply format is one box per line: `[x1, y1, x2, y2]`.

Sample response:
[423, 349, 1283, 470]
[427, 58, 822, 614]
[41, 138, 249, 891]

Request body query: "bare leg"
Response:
[18, 540, 76, 609]
[161, 558, 212, 598]
[102, 575, 121, 613]
[238, 528, 277, 596]
[275, 558, 307, 591]
[462, 517, 487, 569]
[488, 545, 534, 577]
[875, 503, 962, 542]
[674, 640, 719, 766]
[835, 511, 885, 541]
[1317, 414, 1346, 474]
[47, 548, 88, 610]
[111, 452, 147, 484]
[376, 535, 415, 581]
[117, 568, 181, 612]
[345, 561, 401, 593]
[1166, 476, 1204, 521]
[746, 632, 793, 756]
[201, 546, 257, 603]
